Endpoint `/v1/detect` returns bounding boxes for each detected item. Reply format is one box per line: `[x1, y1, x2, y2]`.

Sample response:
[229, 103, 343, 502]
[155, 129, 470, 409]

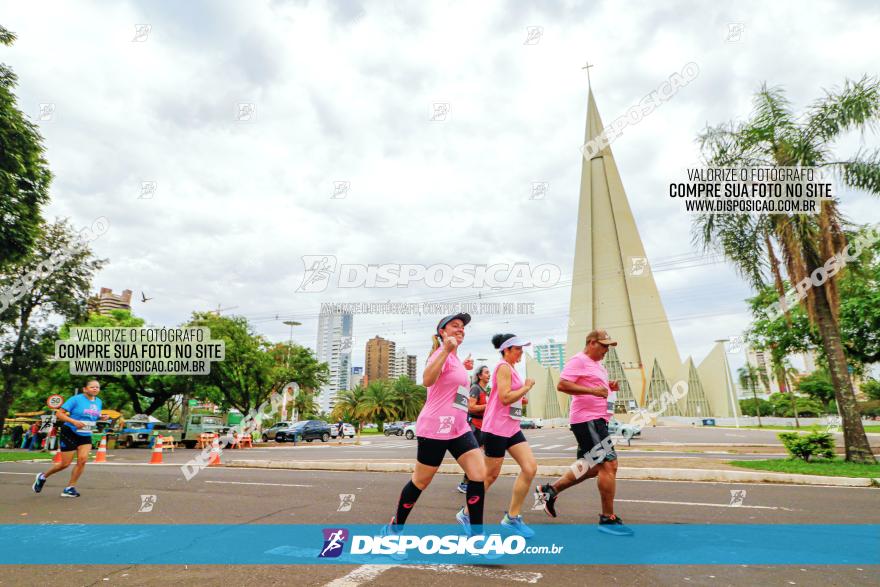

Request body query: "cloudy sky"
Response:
[2, 0, 879, 374]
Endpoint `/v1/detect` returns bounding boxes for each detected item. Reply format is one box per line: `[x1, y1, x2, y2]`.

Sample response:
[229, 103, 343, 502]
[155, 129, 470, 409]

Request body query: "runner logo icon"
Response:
[318, 528, 349, 558]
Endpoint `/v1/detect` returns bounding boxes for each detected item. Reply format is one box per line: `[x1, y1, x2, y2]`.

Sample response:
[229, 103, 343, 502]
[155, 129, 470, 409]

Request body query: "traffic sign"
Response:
[46, 394, 64, 409]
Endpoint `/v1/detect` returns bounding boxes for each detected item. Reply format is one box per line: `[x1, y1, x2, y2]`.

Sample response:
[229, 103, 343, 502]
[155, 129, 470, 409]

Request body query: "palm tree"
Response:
[332, 385, 366, 442]
[292, 390, 318, 420]
[693, 77, 880, 463]
[390, 376, 426, 422]
[738, 365, 763, 427]
[782, 360, 802, 428]
[360, 381, 399, 433]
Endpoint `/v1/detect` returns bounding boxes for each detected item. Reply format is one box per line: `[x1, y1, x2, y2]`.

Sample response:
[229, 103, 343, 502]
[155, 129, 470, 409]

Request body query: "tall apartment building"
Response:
[532, 338, 566, 371]
[88, 288, 132, 315]
[406, 354, 418, 381]
[389, 347, 418, 380]
[316, 313, 353, 414]
[365, 336, 395, 383]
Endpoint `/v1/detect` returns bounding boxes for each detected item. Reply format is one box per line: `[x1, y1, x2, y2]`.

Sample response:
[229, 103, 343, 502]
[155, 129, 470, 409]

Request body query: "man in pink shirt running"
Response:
[534, 329, 633, 536]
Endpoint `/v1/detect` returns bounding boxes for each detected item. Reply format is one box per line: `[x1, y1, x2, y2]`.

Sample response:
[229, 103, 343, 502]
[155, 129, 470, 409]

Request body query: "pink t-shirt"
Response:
[481, 361, 524, 438]
[560, 352, 610, 424]
[415, 348, 472, 440]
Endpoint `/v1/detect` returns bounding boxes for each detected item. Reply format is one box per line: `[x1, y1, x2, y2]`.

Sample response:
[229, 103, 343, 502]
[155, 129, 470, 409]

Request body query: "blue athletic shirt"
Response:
[61, 394, 102, 436]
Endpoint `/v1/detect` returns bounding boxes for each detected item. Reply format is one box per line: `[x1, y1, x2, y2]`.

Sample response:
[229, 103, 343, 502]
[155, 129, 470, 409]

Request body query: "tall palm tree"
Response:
[738, 365, 763, 427]
[360, 381, 399, 433]
[332, 385, 366, 442]
[694, 77, 880, 463]
[782, 360, 802, 428]
[390, 376, 426, 422]
[292, 390, 318, 420]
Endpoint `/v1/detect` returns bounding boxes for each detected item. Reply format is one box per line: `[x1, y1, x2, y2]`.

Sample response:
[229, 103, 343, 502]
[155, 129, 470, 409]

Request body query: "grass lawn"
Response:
[0, 451, 53, 462]
[358, 429, 382, 435]
[730, 458, 880, 478]
[720, 425, 880, 433]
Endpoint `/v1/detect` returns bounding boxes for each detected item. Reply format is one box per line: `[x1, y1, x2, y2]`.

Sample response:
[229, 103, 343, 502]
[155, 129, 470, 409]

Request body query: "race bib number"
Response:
[607, 391, 618, 414]
[509, 400, 523, 421]
[452, 386, 469, 412]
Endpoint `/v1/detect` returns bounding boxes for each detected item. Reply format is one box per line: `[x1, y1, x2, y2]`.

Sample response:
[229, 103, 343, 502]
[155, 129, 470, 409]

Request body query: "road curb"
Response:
[224, 460, 878, 487]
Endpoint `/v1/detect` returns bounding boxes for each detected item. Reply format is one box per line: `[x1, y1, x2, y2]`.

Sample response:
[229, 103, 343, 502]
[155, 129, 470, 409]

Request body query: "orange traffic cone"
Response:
[52, 448, 62, 463]
[149, 436, 164, 464]
[207, 437, 222, 467]
[94, 436, 108, 463]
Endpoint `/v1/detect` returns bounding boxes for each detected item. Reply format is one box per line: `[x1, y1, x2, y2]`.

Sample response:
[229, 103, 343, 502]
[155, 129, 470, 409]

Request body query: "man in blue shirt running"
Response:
[33, 379, 108, 498]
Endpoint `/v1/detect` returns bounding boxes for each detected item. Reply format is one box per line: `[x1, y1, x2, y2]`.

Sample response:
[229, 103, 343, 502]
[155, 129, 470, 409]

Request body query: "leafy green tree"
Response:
[693, 77, 880, 462]
[739, 397, 773, 417]
[859, 379, 880, 401]
[0, 220, 104, 434]
[797, 370, 836, 409]
[746, 227, 880, 377]
[0, 26, 52, 270]
[767, 392, 824, 417]
[186, 312, 328, 415]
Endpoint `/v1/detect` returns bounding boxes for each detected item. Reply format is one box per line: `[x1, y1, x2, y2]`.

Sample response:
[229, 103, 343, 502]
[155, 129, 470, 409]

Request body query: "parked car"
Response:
[276, 420, 332, 443]
[262, 421, 294, 442]
[403, 423, 416, 440]
[162, 414, 231, 448]
[384, 421, 407, 436]
[608, 418, 642, 442]
[116, 420, 157, 448]
[519, 418, 539, 429]
[330, 423, 356, 438]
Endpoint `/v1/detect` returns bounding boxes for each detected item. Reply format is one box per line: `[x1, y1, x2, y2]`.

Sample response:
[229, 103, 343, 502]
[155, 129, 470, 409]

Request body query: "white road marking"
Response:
[565, 446, 578, 451]
[615, 498, 794, 511]
[407, 565, 542, 583]
[324, 564, 542, 586]
[204, 480, 313, 488]
[324, 564, 393, 586]
[530, 444, 543, 449]
[541, 445, 562, 450]
[0, 471, 35, 475]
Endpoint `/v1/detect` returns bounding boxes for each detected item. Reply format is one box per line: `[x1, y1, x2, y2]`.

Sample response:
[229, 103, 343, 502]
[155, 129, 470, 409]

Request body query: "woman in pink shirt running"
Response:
[383, 313, 486, 536]
[480, 333, 536, 537]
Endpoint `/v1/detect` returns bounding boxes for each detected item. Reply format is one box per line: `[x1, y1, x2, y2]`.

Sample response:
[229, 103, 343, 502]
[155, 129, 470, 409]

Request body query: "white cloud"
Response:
[2, 0, 878, 371]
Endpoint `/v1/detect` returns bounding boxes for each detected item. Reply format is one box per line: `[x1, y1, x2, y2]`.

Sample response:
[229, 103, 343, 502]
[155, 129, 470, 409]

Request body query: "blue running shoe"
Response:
[456, 482, 468, 494]
[456, 506, 472, 537]
[379, 517, 407, 561]
[598, 514, 634, 536]
[32, 473, 46, 494]
[61, 486, 80, 498]
[501, 512, 535, 538]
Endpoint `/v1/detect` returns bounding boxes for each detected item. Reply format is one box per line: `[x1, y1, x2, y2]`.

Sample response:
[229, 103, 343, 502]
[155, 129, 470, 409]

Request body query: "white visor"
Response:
[499, 336, 532, 351]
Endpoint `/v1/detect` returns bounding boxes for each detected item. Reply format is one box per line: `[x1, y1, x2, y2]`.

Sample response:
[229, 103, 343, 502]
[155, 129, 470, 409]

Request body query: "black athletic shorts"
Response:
[470, 426, 484, 446]
[416, 431, 479, 467]
[482, 430, 527, 458]
[571, 418, 617, 462]
[59, 425, 94, 452]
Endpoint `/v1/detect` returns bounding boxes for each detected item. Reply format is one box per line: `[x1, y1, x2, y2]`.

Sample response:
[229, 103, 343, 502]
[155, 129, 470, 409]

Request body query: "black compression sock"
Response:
[394, 480, 423, 528]
[465, 480, 485, 528]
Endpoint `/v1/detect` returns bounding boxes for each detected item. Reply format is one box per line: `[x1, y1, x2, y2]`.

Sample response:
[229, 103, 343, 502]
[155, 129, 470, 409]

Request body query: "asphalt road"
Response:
[1, 455, 878, 586]
[72, 426, 878, 465]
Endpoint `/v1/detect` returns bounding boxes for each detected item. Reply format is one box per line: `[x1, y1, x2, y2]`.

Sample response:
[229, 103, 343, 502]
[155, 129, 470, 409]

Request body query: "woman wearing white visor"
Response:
[478, 333, 537, 537]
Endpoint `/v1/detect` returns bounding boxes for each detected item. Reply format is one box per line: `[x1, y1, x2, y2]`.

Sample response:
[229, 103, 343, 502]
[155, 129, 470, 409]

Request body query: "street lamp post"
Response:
[282, 321, 302, 421]
[714, 339, 740, 429]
